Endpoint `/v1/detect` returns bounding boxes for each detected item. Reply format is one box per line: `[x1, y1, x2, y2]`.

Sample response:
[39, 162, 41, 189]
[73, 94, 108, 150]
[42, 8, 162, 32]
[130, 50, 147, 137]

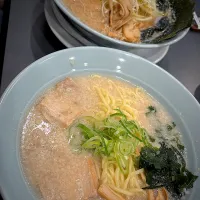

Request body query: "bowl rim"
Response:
[53, 0, 189, 48]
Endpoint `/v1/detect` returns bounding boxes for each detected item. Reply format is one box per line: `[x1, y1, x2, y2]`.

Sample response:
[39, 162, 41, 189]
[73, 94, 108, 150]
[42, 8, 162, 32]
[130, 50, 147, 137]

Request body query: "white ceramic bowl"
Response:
[54, 0, 189, 50]
[0, 47, 200, 200]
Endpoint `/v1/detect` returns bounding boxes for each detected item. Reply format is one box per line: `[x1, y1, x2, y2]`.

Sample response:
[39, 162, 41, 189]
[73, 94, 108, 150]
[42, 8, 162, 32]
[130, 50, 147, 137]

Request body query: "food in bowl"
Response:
[21, 75, 197, 200]
[62, 0, 194, 43]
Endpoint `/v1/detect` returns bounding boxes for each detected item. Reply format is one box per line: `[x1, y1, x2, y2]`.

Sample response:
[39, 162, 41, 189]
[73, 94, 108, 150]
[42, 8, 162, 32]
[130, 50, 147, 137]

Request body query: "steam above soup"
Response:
[62, 0, 194, 43]
[21, 75, 197, 200]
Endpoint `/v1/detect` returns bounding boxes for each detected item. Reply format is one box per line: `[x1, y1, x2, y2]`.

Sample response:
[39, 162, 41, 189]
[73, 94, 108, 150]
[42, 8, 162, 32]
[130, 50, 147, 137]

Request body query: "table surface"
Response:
[0, 0, 200, 199]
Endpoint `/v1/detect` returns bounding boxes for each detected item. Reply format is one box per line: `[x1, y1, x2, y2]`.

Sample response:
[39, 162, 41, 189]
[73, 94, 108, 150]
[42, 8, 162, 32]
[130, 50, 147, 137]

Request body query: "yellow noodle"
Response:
[129, 176, 138, 188]
[109, 80, 124, 99]
[107, 171, 115, 185]
[93, 78, 149, 197]
[120, 173, 125, 187]
[100, 155, 148, 197]
[99, 103, 108, 113]
[129, 188, 146, 193]
[129, 176, 135, 188]
[109, 185, 134, 196]
[94, 161, 101, 180]
[95, 87, 108, 106]
[115, 167, 120, 188]
[121, 105, 135, 118]
[109, 95, 115, 108]
[123, 175, 131, 190]
[109, 184, 144, 196]
[91, 74, 101, 78]
[102, 157, 106, 167]
[134, 176, 141, 189]
[139, 171, 147, 183]
[116, 99, 123, 107]
[108, 164, 115, 177]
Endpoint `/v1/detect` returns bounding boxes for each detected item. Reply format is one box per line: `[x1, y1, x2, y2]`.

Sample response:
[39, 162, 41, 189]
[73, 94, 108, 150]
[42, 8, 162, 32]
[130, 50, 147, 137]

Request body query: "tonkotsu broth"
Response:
[62, 0, 156, 42]
[21, 75, 182, 200]
[62, 0, 118, 38]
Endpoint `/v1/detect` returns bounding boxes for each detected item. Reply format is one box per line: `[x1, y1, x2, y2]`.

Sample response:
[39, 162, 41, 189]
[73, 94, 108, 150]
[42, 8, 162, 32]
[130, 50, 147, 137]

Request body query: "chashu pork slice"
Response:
[38, 78, 83, 128]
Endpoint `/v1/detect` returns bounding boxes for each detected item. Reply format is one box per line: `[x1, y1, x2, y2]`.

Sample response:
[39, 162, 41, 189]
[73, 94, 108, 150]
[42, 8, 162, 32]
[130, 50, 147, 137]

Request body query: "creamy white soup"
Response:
[21, 75, 197, 200]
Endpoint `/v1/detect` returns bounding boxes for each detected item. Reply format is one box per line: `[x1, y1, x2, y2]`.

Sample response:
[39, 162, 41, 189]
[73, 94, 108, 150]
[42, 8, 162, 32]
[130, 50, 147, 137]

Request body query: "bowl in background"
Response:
[54, 0, 189, 51]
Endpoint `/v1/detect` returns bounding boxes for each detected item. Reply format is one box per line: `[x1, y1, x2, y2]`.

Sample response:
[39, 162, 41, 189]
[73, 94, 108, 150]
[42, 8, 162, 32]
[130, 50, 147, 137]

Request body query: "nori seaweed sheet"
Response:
[141, 0, 195, 43]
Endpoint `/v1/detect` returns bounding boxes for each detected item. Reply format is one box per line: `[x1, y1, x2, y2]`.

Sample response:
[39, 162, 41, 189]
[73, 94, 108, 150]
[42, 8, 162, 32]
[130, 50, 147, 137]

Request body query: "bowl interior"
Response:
[53, 0, 189, 48]
[0, 47, 200, 200]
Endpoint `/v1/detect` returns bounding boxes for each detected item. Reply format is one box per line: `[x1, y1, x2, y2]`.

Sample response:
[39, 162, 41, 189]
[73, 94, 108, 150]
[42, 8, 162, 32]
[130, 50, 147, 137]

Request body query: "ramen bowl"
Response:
[54, 0, 190, 51]
[0, 47, 200, 200]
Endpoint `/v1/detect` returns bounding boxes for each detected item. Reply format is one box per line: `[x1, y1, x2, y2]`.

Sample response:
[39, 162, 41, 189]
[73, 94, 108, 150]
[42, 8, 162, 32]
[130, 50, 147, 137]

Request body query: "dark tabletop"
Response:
[0, 0, 200, 199]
